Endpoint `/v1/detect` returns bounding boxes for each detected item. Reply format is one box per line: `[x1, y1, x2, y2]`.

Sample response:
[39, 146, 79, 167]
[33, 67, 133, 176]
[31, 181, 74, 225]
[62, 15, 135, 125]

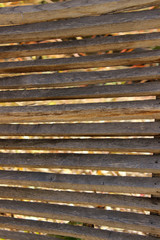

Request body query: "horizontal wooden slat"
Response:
[0, 200, 160, 234]
[0, 122, 159, 136]
[0, 187, 159, 212]
[1, 50, 160, 74]
[0, 66, 159, 89]
[1, 0, 160, 26]
[0, 153, 160, 173]
[0, 0, 21, 2]
[0, 170, 159, 194]
[1, 81, 160, 102]
[0, 138, 159, 153]
[0, 230, 57, 240]
[1, 32, 160, 59]
[0, 100, 159, 123]
[0, 9, 160, 44]
[0, 216, 158, 240]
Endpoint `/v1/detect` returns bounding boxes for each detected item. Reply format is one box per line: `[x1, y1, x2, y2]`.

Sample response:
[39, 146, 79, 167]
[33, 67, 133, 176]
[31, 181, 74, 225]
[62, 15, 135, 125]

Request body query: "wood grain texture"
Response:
[1, 81, 160, 102]
[0, 230, 57, 240]
[0, 122, 159, 136]
[0, 138, 159, 153]
[0, 66, 159, 89]
[0, 0, 21, 2]
[0, 0, 159, 25]
[0, 9, 160, 44]
[0, 152, 159, 173]
[1, 50, 160, 74]
[1, 0, 160, 26]
[0, 216, 158, 240]
[0, 186, 159, 212]
[0, 200, 160, 234]
[0, 170, 159, 194]
[1, 32, 160, 58]
[0, 100, 159, 123]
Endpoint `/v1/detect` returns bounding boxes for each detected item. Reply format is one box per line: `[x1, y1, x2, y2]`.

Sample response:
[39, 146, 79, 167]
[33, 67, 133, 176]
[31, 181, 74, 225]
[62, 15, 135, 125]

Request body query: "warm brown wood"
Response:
[0, 170, 159, 194]
[0, 138, 159, 153]
[0, 200, 160, 234]
[0, 0, 21, 2]
[0, 152, 160, 173]
[1, 50, 160, 74]
[0, 66, 159, 89]
[0, 100, 159, 123]
[1, 81, 160, 102]
[0, 186, 159, 212]
[1, 0, 160, 26]
[1, 32, 160, 58]
[0, 216, 158, 240]
[0, 9, 160, 44]
[0, 122, 159, 136]
[0, 230, 57, 240]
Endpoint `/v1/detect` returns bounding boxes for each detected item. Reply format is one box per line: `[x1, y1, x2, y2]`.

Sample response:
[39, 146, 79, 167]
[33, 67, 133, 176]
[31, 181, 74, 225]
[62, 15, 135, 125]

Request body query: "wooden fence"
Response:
[0, 0, 160, 239]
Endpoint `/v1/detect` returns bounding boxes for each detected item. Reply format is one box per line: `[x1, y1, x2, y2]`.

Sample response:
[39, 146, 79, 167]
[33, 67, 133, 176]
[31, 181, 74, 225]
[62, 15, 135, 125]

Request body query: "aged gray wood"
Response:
[0, 66, 159, 89]
[0, 216, 158, 240]
[0, 186, 159, 212]
[0, 170, 159, 194]
[0, 200, 160, 234]
[1, 50, 160, 74]
[0, 153, 160, 173]
[0, 122, 159, 136]
[1, 0, 160, 26]
[1, 32, 160, 58]
[0, 230, 58, 240]
[0, 100, 159, 123]
[1, 81, 160, 102]
[0, 9, 160, 44]
[0, 138, 159, 153]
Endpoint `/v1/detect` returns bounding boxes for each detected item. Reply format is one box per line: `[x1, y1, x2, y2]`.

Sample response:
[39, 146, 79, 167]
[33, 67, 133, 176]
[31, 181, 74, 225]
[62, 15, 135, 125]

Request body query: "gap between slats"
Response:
[0, 50, 160, 74]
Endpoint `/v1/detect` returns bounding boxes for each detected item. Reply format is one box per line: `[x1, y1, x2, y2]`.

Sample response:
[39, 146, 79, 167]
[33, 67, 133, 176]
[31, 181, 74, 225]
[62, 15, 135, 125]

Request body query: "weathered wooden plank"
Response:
[0, 0, 21, 2]
[0, 9, 160, 44]
[1, 32, 160, 58]
[1, 50, 160, 74]
[0, 170, 159, 194]
[0, 230, 57, 240]
[0, 216, 158, 240]
[0, 153, 160, 173]
[0, 66, 159, 89]
[0, 100, 159, 123]
[0, 122, 159, 136]
[0, 152, 156, 173]
[0, 138, 159, 153]
[1, 200, 160, 234]
[1, 0, 160, 26]
[0, 186, 159, 212]
[1, 81, 160, 102]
